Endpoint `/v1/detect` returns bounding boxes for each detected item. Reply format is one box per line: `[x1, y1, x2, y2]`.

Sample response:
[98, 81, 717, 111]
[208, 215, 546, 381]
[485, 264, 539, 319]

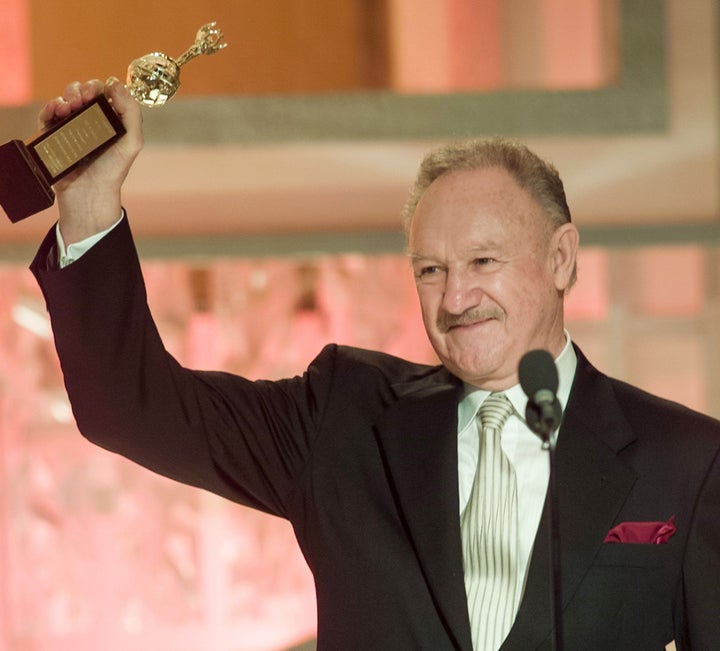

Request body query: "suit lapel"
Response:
[503, 349, 638, 650]
[375, 372, 474, 651]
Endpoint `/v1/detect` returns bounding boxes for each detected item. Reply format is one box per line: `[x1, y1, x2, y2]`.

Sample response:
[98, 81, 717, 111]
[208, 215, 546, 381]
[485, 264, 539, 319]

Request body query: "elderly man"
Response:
[30, 79, 720, 650]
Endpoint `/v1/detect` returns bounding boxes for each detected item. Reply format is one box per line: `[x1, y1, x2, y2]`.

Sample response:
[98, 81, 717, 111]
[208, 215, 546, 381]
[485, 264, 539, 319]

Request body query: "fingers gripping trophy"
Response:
[0, 23, 227, 222]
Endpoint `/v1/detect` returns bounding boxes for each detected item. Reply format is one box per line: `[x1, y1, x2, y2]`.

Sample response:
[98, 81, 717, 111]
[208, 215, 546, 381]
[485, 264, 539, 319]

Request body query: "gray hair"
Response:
[402, 136, 576, 287]
[402, 136, 572, 233]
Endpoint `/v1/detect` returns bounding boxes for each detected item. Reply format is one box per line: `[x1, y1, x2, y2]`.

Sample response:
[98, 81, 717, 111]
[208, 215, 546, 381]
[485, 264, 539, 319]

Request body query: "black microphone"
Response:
[519, 349, 563, 441]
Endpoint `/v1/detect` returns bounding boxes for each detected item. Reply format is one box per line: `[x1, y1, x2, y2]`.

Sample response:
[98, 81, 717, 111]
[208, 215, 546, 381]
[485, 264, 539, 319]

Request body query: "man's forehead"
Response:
[415, 167, 540, 219]
[426, 165, 521, 192]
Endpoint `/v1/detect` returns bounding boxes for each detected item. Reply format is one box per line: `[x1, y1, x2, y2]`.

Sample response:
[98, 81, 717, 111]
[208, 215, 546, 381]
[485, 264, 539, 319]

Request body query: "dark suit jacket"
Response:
[32, 218, 720, 650]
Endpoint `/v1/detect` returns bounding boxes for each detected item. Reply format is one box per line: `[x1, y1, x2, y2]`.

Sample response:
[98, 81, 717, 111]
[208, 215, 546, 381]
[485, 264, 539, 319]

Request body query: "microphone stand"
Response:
[526, 400, 563, 651]
[519, 349, 564, 651]
[543, 424, 563, 651]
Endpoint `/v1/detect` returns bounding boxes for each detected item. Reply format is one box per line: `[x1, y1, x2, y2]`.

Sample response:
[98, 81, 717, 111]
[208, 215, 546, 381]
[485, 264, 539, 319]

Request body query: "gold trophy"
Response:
[127, 22, 227, 107]
[0, 23, 226, 223]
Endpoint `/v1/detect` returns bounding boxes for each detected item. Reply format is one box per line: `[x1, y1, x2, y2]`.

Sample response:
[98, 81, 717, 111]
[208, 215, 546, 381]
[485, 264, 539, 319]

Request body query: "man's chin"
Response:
[441, 359, 486, 385]
[440, 353, 512, 389]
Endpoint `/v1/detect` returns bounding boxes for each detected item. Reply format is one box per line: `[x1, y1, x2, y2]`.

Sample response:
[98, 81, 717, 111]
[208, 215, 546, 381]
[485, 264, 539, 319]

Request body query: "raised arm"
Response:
[31, 78, 325, 518]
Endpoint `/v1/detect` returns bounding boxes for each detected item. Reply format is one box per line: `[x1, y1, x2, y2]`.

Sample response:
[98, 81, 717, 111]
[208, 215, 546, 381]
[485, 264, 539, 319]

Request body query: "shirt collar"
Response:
[457, 331, 577, 433]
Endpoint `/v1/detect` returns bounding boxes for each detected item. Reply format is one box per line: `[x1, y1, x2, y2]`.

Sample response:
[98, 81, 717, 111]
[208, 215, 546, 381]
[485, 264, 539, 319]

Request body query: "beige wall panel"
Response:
[29, 0, 386, 99]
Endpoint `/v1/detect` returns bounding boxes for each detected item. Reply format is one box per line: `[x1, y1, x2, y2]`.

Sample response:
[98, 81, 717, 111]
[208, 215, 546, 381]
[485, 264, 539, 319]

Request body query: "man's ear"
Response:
[550, 223, 580, 291]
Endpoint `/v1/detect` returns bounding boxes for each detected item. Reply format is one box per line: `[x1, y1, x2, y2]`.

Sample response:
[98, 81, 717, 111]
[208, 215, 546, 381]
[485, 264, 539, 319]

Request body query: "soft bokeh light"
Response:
[0, 0, 31, 105]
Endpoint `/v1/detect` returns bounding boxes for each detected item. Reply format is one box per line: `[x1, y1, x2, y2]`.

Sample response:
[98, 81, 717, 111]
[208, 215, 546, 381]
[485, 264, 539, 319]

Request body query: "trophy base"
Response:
[0, 140, 56, 223]
[0, 95, 126, 223]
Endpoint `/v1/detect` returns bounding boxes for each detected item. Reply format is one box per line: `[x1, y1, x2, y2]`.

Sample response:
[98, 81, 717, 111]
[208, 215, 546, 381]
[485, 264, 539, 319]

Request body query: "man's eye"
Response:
[419, 265, 440, 276]
[475, 257, 496, 265]
[415, 265, 441, 279]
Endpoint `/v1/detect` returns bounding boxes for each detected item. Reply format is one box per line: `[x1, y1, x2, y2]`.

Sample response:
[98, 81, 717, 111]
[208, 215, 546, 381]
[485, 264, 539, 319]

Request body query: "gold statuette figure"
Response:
[127, 22, 227, 107]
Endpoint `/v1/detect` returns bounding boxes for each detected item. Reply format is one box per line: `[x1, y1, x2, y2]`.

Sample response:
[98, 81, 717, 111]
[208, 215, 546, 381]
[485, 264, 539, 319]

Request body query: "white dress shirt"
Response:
[457, 335, 577, 604]
[55, 215, 123, 268]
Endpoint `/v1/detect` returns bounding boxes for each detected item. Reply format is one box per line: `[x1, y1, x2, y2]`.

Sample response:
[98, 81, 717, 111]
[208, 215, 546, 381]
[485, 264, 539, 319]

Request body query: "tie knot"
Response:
[479, 392, 514, 432]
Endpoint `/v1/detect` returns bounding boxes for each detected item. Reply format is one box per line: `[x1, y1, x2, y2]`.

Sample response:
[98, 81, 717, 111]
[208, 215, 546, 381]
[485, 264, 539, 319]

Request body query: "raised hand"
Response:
[38, 78, 144, 244]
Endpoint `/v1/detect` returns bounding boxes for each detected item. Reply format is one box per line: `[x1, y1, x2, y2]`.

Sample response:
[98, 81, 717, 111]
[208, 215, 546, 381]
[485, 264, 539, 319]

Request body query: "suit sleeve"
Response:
[30, 216, 336, 518]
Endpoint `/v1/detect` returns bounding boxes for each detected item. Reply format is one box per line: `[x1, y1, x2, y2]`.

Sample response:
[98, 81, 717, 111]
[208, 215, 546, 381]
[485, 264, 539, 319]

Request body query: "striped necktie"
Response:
[461, 392, 519, 650]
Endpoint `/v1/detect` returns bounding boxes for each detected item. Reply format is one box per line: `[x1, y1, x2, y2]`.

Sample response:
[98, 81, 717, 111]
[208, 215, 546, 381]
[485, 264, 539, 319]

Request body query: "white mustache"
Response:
[437, 306, 505, 333]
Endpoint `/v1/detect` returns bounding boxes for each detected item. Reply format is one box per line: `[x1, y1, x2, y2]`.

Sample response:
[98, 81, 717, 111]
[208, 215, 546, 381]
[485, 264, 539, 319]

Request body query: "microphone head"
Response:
[519, 349, 559, 398]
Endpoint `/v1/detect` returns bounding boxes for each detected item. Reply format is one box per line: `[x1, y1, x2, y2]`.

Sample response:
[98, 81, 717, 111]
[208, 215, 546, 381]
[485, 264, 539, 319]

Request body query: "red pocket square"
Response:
[604, 515, 677, 544]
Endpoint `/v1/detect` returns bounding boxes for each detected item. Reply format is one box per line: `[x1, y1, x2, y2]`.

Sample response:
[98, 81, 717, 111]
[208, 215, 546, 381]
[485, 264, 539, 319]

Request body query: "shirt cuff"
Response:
[56, 211, 125, 268]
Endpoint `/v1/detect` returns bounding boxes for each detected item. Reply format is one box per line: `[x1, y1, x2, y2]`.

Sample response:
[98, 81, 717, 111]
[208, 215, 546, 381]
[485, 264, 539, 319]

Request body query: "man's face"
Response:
[408, 166, 576, 390]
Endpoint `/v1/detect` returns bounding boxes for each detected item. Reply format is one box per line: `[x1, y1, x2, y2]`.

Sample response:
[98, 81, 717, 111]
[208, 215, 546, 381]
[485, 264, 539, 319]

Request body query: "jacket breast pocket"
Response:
[593, 541, 676, 568]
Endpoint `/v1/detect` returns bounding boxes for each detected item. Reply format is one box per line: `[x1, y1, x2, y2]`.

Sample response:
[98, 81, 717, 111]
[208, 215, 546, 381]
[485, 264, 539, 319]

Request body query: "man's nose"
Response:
[441, 268, 481, 315]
